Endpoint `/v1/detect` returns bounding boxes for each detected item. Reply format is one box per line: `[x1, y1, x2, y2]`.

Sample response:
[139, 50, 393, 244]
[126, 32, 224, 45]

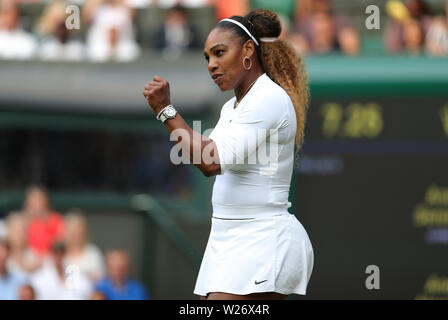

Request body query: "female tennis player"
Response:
[143, 9, 313, 300]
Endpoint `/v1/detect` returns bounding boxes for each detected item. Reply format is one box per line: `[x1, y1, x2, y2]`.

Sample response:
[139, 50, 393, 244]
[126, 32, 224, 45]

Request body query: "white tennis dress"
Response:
[194, 73, 314, 297]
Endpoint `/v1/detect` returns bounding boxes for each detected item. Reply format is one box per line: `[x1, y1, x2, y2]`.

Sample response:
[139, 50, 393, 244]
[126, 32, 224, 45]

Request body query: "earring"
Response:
[243, 57, 252, 70]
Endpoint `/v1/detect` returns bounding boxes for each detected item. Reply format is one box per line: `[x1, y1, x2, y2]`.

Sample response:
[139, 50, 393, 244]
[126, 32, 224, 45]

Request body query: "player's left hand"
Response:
[143, 76, 171, 114]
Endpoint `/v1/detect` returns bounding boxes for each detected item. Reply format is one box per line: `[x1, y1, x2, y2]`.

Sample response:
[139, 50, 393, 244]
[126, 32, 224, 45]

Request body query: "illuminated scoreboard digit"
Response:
[320, 102, 383, 139]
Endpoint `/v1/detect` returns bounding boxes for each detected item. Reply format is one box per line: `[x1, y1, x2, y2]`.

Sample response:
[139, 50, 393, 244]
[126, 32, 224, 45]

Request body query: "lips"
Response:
[212, 74, 224, 83]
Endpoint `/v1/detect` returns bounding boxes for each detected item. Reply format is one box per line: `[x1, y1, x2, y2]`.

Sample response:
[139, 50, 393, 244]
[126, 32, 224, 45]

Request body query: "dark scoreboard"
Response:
[295, 98, 448, 299]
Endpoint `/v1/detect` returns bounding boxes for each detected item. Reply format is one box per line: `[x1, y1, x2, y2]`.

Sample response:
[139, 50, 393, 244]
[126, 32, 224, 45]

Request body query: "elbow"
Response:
[202, 170, 213, 178]
[201, 165, 221, 178]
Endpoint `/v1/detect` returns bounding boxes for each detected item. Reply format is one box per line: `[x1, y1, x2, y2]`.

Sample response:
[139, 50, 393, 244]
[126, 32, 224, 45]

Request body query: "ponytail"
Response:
[246, 9, 310, 153]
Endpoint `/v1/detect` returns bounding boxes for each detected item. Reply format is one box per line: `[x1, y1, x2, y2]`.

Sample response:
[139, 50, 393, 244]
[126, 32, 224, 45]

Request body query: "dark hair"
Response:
[214, 9, 310, 153]
[168, 4, 188, 16]
[51, 241, 66, 254]
[408, 0, 430, 16]
[25, 184, 49, 197]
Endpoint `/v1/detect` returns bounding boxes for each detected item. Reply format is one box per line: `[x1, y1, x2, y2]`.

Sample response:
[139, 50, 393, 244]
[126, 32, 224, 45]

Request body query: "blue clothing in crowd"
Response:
[0, 272, 27, 300]
[95, 277, 150, 300]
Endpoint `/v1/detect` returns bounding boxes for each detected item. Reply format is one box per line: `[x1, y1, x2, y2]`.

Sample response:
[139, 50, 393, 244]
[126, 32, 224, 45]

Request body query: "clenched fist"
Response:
[143, 76, 171, 114]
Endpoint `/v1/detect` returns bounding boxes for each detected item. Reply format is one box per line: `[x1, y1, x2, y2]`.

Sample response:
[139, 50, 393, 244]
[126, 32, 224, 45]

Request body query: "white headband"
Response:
[220, 18, 259, 46]
[260, 37, 278, 43]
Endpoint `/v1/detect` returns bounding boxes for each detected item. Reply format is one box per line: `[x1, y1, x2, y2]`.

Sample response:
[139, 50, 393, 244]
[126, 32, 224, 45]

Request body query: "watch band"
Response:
[156, 104, 177, 123]
[159, 112, 169, 123]
[156, 104, 172, 121]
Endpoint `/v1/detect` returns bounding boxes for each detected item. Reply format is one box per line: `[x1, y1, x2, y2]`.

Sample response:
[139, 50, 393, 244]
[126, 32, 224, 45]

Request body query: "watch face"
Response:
[166, 107, 176, 117]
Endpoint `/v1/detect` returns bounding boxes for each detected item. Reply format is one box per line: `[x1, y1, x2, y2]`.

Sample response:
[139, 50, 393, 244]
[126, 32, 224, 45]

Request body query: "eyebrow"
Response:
[204, 44, 228, 56]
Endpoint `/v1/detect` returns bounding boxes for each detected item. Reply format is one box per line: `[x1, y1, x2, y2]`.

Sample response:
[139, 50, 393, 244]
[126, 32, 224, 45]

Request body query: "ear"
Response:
[242, 39, 256, 58]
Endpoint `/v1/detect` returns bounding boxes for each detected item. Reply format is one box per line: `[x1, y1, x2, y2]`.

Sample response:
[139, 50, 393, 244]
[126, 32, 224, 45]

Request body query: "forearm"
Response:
[162, 113, 221, 177]
[143, 76, 220, 176]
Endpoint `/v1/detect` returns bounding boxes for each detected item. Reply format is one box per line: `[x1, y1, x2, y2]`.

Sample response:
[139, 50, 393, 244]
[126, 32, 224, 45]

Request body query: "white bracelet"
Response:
[156, 104, 173, 120]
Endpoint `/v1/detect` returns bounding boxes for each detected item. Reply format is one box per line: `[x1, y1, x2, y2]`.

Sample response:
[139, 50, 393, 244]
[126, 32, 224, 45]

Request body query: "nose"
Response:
[208, 57, 218, 74]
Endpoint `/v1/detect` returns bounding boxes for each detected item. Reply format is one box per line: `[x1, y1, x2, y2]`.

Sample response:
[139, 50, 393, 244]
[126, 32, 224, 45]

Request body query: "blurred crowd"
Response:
[0, 0, 447, 62]
[384, 0, 448, 56]
[0, 185, 150, 300]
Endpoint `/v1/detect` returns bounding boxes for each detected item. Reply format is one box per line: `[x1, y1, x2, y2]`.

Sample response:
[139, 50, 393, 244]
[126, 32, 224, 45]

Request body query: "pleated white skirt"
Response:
[194, 213, 314, 297]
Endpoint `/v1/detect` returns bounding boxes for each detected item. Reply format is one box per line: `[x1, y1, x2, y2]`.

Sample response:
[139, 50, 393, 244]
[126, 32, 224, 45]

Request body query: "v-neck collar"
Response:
[232, 73, 266, 110]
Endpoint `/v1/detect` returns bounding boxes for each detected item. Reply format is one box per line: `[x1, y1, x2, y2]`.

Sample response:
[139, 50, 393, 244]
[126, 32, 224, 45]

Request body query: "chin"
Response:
[217, 82, 232, 91]
[215, 83, 226, 91]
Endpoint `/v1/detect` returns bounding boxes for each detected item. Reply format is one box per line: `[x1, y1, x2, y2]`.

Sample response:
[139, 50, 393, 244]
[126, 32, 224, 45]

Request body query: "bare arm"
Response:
[143, 76, 221, 177]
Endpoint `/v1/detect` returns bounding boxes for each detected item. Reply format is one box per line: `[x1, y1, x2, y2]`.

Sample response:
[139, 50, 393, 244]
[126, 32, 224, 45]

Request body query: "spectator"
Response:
[154, 4, 201, 60]
[18, 284, 35, 300]
[0, 1, 37, 59]
[288, 31, 311, 55]
[294, 0, 355, 38]
[403, 17, 425, 55]
[23, 185, 65, 257]
[95, 249, 150, 300]
[211, 0, 249, 22]
[407, 0, 431, 24]
[425, 2, 448, 56]
[34, 0, 67, 39]
[292, 0, 360, 56]
[384, 0, 432, 54]
[6, 212, 42, 276]
[30, 242, 93, 300]
[0, 239, 27, 300]
[275, 12, 311, 55]
[337, 26, 360, 56]
[35, 1, 85, 61]
[84, 0, 141, 62]
[63, 210, 105, 282]
[308, 11, 339, 54]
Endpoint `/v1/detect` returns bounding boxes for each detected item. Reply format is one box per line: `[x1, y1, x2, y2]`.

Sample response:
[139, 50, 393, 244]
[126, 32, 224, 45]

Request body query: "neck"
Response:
[234, 67, 264, 102]
[68, 244, 84, 255]
[56, 263, 64, 275]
